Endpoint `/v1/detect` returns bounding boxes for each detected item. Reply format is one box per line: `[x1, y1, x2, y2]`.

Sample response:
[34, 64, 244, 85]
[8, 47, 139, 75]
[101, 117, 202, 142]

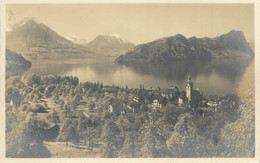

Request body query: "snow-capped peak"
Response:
[64, 35, 89, 46]
[102, 33, 129, 43]
[110, 33, 127, 41]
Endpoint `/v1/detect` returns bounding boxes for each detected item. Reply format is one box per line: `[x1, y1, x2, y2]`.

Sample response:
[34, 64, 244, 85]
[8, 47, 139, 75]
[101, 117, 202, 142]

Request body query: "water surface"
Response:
[26, 57, 254, 97]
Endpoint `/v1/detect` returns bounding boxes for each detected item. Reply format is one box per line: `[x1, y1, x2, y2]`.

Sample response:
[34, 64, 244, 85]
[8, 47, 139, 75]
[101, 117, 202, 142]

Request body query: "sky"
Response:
[6, 4, 254, 44]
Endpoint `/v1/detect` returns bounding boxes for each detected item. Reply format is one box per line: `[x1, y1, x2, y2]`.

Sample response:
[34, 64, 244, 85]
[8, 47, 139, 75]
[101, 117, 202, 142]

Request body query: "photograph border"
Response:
[0, 0, 259, 162]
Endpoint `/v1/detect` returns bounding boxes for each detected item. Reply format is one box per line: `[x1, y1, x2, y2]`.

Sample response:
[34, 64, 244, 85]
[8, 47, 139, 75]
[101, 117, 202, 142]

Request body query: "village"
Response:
[5, 73, 241, 157]
[6, 74, 235, 119]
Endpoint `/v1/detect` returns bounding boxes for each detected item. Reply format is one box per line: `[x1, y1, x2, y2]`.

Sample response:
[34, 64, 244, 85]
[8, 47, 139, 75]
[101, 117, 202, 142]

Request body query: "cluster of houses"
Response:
[147, 75, 221, 111]
[7, 75, 224, 118]
[149, 75, 196, 110]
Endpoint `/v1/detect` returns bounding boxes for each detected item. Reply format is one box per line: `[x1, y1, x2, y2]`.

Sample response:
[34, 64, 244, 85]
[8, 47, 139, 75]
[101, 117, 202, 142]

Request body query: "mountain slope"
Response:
[6, 49, 32, 76]
[87, 34, 135, 57]
[6, 18, 92, 59]
[116, 30, 254, 63]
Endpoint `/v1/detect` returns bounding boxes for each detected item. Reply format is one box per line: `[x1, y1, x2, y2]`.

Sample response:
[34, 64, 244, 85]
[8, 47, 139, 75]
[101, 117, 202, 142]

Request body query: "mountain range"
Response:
[6, 18, 92, 59]
[116, 30, 254, 63]
[6, 18, 254, 62]
[87, 34, 135, 57]
[7, 18, 135, 59]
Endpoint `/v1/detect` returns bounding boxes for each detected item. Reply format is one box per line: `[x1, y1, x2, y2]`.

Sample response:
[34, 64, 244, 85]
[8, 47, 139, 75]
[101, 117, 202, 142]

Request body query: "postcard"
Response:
[1, 1, 259, 162]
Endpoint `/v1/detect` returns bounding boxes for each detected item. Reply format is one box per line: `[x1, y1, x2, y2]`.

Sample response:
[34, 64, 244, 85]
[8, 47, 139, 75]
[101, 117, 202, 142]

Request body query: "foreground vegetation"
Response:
[6, 74, 254, 157]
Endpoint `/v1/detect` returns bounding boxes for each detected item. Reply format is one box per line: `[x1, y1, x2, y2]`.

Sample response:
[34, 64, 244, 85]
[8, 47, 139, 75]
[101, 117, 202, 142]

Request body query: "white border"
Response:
[0, 1, 259, 163]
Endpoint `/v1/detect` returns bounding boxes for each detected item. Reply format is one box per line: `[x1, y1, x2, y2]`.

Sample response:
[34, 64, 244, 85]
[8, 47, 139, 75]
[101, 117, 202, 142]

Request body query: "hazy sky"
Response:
[7, 4, 254, 44]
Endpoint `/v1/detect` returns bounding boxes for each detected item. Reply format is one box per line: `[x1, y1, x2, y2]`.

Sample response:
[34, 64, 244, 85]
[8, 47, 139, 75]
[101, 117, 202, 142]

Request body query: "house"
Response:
[133, 96, 139, 103]
[161, 90, 172, 99]
[207, 101, 220, 107]
[126, 105, 135, 113]
[178, 97, 184, 106]
[108, 105, 113, 112]
[178, 91, 186, 106]
[151, 99, 162, 110]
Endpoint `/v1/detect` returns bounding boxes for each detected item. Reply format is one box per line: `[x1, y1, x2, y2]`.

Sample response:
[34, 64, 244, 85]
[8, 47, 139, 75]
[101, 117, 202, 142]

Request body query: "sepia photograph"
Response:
[3, 2, 258, 159]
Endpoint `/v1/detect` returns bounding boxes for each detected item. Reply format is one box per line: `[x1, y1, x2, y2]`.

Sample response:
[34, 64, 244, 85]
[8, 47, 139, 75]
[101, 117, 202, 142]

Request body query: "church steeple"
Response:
[186, 74, 193, 101]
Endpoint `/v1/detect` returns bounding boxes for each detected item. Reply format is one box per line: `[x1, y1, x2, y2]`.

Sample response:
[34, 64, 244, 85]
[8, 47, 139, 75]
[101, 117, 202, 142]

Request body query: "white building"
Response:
[108, 105, 113, 112]
[178, 97, 183, 106]
[152, 99, 162, 109]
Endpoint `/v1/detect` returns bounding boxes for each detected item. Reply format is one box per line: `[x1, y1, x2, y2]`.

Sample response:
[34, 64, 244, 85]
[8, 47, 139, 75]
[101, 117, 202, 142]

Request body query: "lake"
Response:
[26, 57, 254, 97]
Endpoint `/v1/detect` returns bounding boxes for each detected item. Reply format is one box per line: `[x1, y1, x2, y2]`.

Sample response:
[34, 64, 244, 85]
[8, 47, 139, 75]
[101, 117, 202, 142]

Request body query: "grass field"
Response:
[44, 141, 102, 158]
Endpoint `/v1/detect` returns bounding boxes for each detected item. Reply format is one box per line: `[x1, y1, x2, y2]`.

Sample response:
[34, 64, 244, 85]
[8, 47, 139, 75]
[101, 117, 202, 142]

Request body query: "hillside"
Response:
[6, 18, 92, 59]
[6, 49, 32, 76]
[116, 30, 254, 63]
[87, 34, 134, 57]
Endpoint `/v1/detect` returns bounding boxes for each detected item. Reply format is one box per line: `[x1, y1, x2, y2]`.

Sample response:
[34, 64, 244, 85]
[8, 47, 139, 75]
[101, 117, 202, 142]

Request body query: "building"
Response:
[186, 75, 193, 101]
[108, 105, 113, 112]
[161, 86, 179, 99]
[151, 99, 162, 110]
[133, 96, 139, 103]
[178, 91, 186, 106]
[178, 97, 184, 106]
[161, 90, 172, 98]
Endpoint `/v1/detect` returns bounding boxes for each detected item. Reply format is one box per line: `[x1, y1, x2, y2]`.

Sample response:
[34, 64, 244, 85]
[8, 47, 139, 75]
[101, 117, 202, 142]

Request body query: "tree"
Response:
[57, 119, 79, 149]
[44, 89, 51, 98]
[64, 104, 71, 117]
[119, 131, 137, 157]
[87, 101, 95, 110]
[140, 103, 149, 112]
[77, 115, 88, 146]
[6, 117, 51, 158]
[218, 91, 254, 157]
[60, 100, 65, 109]
[51, 110, 60, 124]
[137, 114, 170, 158]
[162, 103, 182, 126]
[101, 121, 123, 157]
[71, 96, 78, 110]
[166, 113, 213, 157]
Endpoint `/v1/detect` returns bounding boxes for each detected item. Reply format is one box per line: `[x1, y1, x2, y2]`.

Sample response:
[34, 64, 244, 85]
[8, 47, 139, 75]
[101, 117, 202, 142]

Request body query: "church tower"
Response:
[186, 75, 193, 101]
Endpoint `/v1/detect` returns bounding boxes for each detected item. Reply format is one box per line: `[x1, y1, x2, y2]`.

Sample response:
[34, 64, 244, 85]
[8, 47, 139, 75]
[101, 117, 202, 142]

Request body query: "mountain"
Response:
[116, 30, 254, 63]
[6, 18, 92, 59]
[87, 34, 135, 57]
[6, 49, 32, 76]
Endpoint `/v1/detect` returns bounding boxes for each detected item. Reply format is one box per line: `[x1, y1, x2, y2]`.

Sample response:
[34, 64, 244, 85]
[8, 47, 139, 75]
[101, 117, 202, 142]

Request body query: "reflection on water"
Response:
[26, 57, 254, 96]
[121, 58, 252, 82]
